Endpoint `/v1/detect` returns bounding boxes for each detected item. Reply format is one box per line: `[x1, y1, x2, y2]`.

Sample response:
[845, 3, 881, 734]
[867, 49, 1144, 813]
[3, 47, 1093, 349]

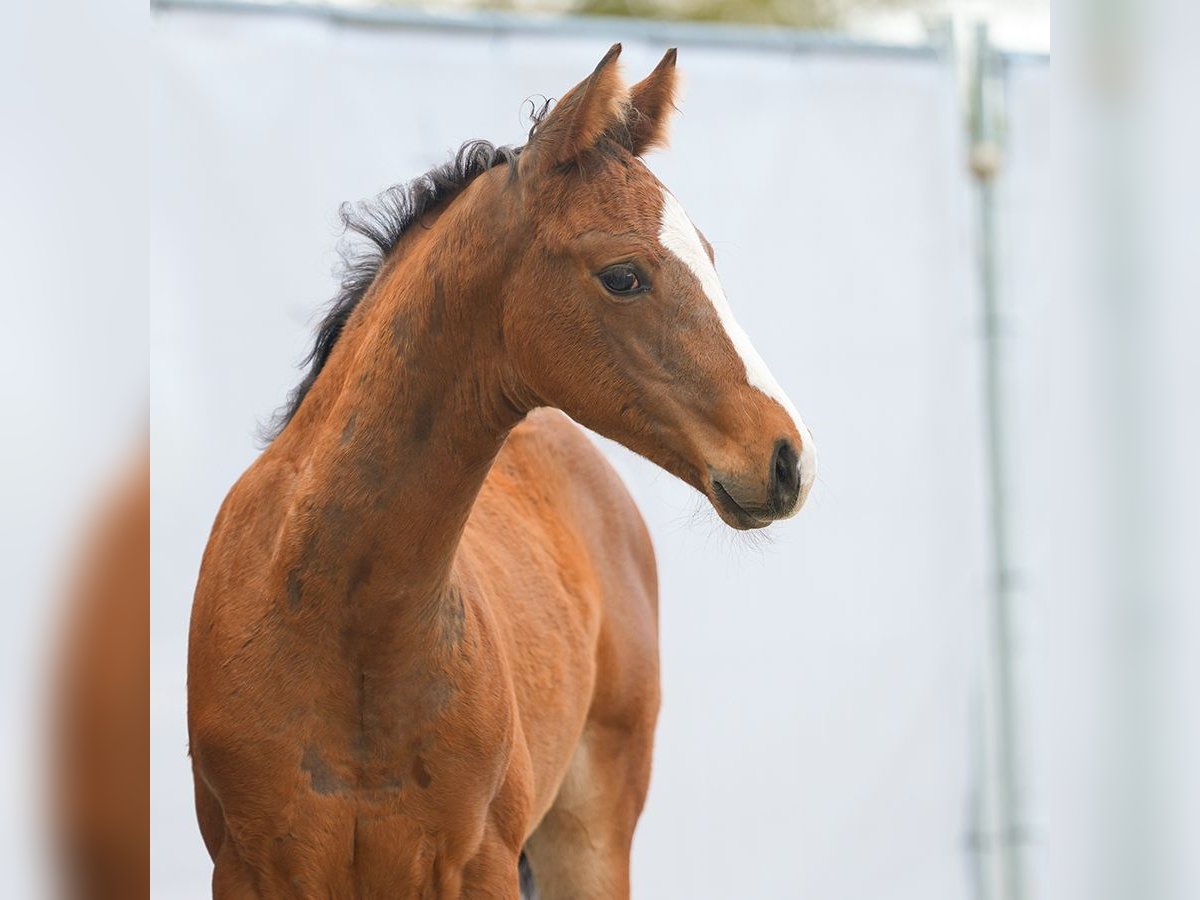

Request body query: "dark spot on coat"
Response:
[340, 412, 358, 445]
[375, 774, 406, 792]
[317, 503, 359, 549]
[412, 756, 432, 789]
[301, 745, 346, 795]
[347, 554, 373, 597]
[356, 455, 388, 493]
[286, 567, 303, 611]
[410, 397, 437, 444]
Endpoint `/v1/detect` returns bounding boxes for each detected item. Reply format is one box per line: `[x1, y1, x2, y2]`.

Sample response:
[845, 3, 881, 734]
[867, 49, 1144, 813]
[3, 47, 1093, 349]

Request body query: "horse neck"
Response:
[268, 177, 524, 645]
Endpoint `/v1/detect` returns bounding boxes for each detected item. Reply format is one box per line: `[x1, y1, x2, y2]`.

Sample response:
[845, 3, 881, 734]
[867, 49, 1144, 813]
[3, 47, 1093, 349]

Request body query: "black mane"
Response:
[262, 139, 521, 442]
[262, 94, 640, 444]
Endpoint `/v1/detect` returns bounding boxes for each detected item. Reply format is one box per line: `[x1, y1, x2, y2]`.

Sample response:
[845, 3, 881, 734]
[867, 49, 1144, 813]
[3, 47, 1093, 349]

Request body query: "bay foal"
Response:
[188, 46, 816, 899]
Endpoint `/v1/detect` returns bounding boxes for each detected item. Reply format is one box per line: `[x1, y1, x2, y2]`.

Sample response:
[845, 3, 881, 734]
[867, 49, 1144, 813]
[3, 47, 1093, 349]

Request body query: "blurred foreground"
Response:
[53, 454, 150, 899]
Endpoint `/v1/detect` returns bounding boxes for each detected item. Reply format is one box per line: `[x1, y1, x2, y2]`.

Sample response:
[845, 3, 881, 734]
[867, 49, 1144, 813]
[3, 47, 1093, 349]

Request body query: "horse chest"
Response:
[199, 609, 519, 820]
[213, 669, 521, 892]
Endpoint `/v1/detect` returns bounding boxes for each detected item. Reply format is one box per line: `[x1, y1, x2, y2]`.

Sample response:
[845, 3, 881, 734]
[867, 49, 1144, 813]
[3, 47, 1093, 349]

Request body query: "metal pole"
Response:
[968, 22, 1026, 900]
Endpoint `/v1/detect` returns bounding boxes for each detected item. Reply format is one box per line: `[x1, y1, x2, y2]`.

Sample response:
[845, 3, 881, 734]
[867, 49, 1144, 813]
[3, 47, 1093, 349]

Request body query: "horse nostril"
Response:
[770, 439, 801, 511]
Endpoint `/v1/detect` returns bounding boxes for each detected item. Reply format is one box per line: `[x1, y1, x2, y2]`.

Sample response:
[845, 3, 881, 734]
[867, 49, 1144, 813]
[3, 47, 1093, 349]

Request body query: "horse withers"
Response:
[188, 45, 816, 898]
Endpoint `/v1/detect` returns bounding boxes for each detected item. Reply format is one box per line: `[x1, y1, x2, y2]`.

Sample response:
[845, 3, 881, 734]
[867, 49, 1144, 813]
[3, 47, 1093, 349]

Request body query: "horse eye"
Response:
[598, 265, 645, 296]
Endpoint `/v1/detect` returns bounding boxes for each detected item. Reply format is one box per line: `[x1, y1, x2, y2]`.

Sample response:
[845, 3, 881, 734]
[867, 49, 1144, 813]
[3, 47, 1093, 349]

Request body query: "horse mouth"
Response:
[709, 479, 770, 531]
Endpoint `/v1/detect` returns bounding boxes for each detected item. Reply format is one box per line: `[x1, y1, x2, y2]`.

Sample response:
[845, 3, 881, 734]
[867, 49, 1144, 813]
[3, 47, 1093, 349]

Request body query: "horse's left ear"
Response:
[522, 44, 629, 177]
[626, 48, 679, 156]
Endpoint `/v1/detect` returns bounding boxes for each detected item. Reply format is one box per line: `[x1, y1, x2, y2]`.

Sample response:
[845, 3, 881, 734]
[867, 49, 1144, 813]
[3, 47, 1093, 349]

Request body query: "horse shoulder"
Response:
[476, 411, 661, 854]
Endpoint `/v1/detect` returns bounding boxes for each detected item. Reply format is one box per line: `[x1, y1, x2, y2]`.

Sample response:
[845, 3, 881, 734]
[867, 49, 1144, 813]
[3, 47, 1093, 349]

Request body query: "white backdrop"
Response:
[150, 9, 1020, 898]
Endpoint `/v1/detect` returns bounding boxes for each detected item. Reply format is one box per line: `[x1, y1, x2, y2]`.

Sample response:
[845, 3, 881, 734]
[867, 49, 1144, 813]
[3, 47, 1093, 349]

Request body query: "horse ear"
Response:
[522, 44, 628, 176]
[627, 48, 679, 156]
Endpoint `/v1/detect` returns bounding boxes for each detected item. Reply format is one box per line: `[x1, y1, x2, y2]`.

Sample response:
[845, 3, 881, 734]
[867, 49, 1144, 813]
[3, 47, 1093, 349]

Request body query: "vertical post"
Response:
[968, 22, 1026, 900]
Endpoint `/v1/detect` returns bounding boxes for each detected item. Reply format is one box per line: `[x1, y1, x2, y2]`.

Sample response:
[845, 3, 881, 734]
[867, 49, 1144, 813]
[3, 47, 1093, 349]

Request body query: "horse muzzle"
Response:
[706, 437, 813, 530]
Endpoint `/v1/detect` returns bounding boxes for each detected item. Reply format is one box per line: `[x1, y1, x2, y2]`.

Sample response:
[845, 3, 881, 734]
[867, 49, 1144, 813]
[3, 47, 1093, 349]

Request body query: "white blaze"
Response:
[657, 188, 817, 500]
